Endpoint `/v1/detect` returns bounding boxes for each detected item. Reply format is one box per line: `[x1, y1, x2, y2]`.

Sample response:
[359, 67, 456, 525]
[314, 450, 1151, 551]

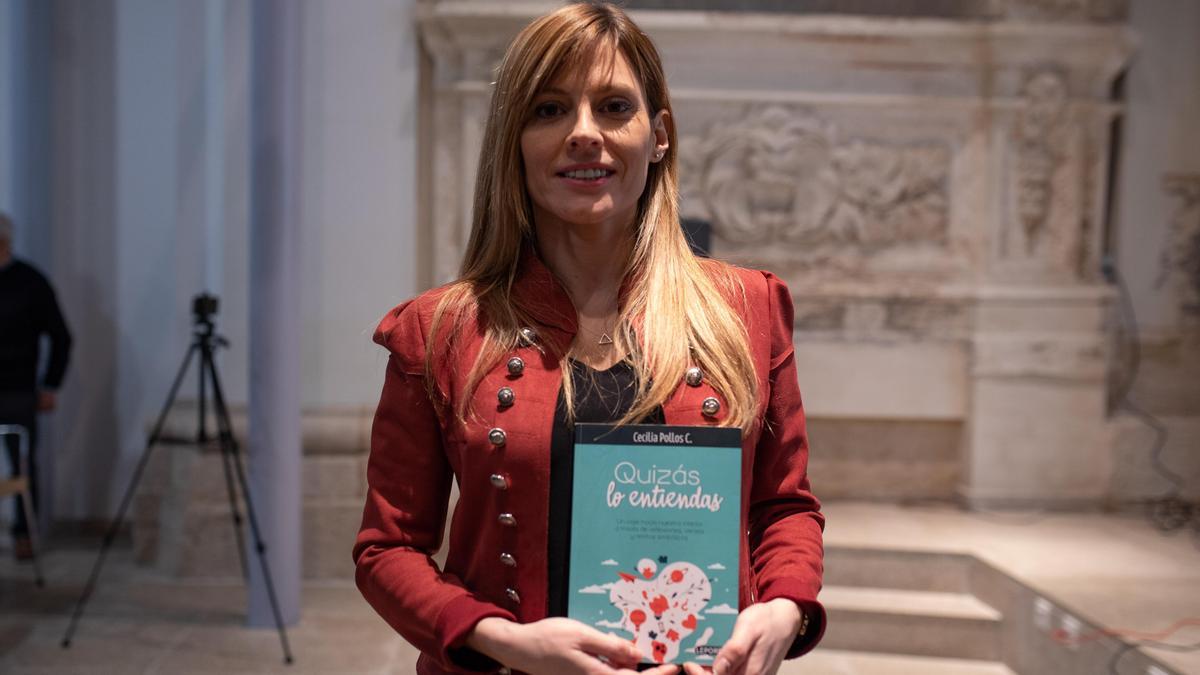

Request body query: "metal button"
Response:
[685, 367, 704, 387]
[507, 356, 524, 376]
[490, 473, 509, 490]
[701, 397, 721, 417]
[498, 512, 517, 527]
[505, 587, 521, 604]
[499, 669, 512, 675]
[519, 327, 539, 346]
[488, 428, 507, 447]
[497, 386, 515, 407]
[500, 552, 517, 567]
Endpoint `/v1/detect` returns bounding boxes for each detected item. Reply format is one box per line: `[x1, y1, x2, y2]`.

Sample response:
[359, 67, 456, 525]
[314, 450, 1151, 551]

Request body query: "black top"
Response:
[547, 358, 664, 617]
[0, 259, 72, 393]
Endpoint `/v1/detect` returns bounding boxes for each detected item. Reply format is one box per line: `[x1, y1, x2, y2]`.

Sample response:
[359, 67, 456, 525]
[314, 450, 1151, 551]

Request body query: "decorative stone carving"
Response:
[1158, 174, 1200, 318]
[679, 106, 950, 257]
[1011, 71, 1069, 255]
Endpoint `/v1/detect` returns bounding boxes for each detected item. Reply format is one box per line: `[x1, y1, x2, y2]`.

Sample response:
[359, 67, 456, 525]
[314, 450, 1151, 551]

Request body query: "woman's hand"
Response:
[682, 599, 802, 675]
[469, 616, 682, 675]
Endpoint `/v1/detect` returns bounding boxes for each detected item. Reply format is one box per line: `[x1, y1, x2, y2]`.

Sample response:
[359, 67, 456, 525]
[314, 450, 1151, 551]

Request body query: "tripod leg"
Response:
[207, 353, 295, 664]
[62, 343, 199, 648]
[201, 349, 250, 581]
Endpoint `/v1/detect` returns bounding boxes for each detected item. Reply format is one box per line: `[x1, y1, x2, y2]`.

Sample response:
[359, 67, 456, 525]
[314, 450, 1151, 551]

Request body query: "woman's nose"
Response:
[567, 107, 601, 151]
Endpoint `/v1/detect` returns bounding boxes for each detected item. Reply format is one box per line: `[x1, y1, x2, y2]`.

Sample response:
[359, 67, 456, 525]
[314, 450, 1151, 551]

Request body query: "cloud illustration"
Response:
[705, 603, 738, 615]
[706, 563, 726, 570]
[596, 619, 625, 629]
[601, 559, 619, 566]
[578, 583, 615, 594]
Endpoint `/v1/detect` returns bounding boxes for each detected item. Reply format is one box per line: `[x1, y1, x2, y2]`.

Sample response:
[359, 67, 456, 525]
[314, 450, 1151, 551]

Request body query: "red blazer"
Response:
[354, 247, 826, 674]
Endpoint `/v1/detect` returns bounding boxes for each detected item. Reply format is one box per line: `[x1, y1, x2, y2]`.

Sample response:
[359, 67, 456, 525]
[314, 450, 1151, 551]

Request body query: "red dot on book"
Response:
[671, 570, 684, 582]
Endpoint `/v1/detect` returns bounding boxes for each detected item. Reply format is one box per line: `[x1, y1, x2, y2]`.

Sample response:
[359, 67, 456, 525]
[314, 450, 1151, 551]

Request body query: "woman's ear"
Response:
[650, 109, 671, 162]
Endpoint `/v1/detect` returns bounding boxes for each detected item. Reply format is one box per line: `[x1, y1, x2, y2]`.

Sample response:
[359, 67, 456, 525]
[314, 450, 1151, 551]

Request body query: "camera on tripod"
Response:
[63, 289, 292, 662]
[192, 293, 219, 324]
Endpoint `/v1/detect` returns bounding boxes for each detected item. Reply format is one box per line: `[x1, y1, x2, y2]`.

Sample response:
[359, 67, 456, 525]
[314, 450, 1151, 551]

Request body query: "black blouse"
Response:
[546, 358, 664, 617]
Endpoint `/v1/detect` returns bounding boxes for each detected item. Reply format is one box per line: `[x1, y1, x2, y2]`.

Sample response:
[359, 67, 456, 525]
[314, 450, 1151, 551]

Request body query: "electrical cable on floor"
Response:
[1101, 256, 1197, 538]
[1055, 615, 1200, 674]
[1109, 638, 1200, 675]
[1054, 616, 1200, 647]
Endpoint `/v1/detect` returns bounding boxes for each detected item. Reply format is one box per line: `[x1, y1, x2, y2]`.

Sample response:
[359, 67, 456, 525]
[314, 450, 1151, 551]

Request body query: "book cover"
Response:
[569, 423, 742, 666]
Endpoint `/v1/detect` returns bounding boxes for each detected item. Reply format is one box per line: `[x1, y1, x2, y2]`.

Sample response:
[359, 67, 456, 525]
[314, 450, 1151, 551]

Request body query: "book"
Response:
[569, 423, 743, 665]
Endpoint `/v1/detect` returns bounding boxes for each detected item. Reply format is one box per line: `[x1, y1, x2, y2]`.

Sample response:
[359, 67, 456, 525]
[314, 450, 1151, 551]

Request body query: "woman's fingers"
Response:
[714, 615, 759, 675]
[575, 625, 641, 667]
[682, 662, 712, 674]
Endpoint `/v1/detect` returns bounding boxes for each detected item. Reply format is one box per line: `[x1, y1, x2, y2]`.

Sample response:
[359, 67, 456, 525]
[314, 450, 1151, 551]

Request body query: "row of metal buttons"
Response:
[486, 330, 723, 617]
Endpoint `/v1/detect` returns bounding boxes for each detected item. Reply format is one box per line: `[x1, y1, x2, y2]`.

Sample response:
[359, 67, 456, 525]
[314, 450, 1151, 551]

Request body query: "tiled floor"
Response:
[0, 501, 1197, 674]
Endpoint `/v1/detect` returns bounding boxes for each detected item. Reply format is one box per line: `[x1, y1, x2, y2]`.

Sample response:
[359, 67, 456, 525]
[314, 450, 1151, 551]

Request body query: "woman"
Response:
[354, 4, 825, 674]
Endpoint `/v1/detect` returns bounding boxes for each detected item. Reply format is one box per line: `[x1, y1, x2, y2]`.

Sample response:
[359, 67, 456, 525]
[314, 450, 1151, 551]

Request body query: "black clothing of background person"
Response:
[0, 257, 73, 541]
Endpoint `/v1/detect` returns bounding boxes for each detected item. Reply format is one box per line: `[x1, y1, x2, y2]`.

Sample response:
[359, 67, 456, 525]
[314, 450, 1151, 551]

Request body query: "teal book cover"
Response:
[569, 423, 742, 666]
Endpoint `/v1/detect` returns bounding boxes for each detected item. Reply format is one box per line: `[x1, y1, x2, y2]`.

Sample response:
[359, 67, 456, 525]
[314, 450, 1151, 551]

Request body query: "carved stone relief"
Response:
[1001, 69, 1088, 277]
[679, 106, 951, 261]
[1012, 71, 1069, 254]
[1158, 174, 1200, 318]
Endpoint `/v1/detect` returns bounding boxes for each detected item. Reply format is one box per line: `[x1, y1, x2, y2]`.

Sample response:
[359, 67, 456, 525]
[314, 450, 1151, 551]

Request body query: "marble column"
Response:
[248, 0, 302, 626]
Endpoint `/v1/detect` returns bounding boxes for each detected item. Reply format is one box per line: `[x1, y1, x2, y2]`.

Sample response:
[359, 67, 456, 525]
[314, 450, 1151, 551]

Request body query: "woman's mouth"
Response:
[558, 168, 615, 182]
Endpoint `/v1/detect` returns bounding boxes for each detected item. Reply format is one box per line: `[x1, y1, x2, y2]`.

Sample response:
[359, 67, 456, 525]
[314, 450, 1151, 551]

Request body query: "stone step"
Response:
[781, 648, 1017, 675]
[820, 585, 1003, 661]
[824, 545, 976, 593]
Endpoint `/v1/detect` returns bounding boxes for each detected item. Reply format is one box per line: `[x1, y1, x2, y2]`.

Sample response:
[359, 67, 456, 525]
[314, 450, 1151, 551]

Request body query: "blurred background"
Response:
[0, 0, 1197, 674]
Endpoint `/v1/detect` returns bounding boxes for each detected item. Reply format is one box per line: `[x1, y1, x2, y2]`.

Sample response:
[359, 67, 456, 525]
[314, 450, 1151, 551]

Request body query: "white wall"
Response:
[1113, 0, 1200, 332]
[298, 0, 420, 409]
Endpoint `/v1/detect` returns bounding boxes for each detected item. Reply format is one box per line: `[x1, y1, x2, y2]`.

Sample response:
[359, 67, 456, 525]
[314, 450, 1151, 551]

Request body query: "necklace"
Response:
[577, 318, 617, 347]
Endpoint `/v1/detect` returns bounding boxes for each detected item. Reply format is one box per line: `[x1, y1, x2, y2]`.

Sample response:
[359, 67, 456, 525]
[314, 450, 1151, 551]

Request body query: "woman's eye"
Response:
[602, 99, 634, 114]
[534, 102, 565, 119]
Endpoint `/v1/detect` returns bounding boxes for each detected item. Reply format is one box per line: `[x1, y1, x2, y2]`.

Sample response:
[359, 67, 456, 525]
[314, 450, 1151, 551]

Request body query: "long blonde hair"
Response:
[428, 2, 759, 432]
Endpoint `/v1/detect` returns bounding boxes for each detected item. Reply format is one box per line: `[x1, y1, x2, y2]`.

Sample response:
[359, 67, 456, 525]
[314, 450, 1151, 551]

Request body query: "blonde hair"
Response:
[428, 1, 758, 433]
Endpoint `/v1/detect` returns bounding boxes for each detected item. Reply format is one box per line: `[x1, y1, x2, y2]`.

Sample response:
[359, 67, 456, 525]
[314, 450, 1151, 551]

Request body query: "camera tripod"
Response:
[62, 294, 294, 664]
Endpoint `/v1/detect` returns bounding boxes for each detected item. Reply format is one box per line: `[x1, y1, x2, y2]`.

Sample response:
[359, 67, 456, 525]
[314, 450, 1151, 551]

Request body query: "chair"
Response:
[0, 424, 46, 586]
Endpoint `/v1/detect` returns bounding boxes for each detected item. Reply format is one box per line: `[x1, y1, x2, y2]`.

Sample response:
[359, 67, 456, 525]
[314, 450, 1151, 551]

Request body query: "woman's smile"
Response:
[556, 162, 617, 188]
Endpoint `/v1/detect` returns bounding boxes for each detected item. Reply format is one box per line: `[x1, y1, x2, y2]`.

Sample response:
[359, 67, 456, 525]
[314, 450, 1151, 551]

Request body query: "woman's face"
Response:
[520, 48, 670, 235]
